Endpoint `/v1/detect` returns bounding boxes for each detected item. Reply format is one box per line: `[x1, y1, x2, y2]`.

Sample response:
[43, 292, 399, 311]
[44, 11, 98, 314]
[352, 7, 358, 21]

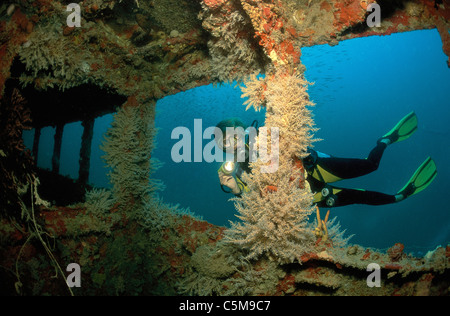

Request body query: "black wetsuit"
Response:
[304, 142, 397, 207]
[229, 134, 397, 207]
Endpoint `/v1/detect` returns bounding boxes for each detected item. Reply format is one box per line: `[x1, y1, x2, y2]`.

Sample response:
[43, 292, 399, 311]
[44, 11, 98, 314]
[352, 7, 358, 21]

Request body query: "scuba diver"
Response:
[215, 112, 437, 208]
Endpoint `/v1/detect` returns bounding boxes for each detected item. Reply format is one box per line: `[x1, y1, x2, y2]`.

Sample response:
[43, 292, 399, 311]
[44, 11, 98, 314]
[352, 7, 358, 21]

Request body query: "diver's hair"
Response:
[215, 118, 247, 139]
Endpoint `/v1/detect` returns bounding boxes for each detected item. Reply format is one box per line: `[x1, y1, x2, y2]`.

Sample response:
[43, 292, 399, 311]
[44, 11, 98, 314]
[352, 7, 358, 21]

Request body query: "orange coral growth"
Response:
[359, 0, 369, 11]
[0, 219, 25, 241]
[124, 95, 139, 108]
[423, 0, 450, 21]
[286, 26, 297, 37]
[261, 185, 278, 197]
[260, 157, 306, 197]
[320, 0, 333, 12]
[332, 0, 367, 31]
[90, 62, 102, 71]
[388, 11, 410, 28]
[361, 249, 371, 260]
[31, 0, 53, 11]
[276, 274, 295, 295]
[385, 263, 402, 270]
[9, 7, 34, 34]
[63, 26, 75, 36]
[292, 157, 306, 188]
[40, 206, 85, 236]
[0, 8, 34, 98]
[387, 243, 405, 262]
[263, 7, 273, 19]
[174, 215, 226, 253]
[204, 0, 228, 10]
[123, 25, 139, 39]
[11, 8, 29, 32]
[279, 39, 300, 64]
[300, 252, 319, 263]
[240, 0, 301, 67]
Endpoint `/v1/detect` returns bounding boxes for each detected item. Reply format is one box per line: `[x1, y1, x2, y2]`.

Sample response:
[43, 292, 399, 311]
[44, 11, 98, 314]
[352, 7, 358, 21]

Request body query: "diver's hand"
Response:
[218, 170, 241, 195]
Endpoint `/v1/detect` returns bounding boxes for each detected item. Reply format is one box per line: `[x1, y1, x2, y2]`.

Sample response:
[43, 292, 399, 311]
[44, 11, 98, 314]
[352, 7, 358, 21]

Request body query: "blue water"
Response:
[24, 29, 450, 254]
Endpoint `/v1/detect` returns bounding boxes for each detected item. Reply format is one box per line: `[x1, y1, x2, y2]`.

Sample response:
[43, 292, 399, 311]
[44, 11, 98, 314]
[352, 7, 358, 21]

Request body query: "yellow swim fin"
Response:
[381, 111, 418, 144]
[398, 157, 437, 198]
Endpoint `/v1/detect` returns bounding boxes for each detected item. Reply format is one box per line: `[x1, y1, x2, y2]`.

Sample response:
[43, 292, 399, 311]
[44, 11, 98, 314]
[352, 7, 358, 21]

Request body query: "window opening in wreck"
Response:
[59, 121, 83, 180]
[30, 126, 56, 170]
[24, 122, 84, 180]
[23, 117, 113, 187]
[152, 83, 267, 226]
[301, 29, 450, 255]
[18, 81, 127, 205]
[152, 28, 449, 255]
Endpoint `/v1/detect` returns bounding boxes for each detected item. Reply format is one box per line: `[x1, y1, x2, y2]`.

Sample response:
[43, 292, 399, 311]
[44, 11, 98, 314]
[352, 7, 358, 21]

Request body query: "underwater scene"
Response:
[0, 0, 449, 297]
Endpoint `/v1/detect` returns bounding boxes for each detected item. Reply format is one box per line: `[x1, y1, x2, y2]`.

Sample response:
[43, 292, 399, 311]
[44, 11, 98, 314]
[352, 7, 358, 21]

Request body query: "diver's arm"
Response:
[218, 170, 241, 195]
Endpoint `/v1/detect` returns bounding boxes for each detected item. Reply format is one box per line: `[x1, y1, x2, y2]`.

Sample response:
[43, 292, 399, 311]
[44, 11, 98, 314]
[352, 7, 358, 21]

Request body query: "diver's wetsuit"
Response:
[220, 112, 436, 206]
[304, 142, 397, 207]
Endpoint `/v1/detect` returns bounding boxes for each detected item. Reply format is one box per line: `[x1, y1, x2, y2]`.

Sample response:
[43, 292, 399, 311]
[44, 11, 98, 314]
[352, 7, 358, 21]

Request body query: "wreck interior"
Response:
[0, 0, 449, 296]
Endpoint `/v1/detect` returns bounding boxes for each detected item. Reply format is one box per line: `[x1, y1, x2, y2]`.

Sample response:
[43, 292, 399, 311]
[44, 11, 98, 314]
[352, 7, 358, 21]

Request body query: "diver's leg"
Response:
[317, 186, 397, 207]
[317, 142, 387, 180]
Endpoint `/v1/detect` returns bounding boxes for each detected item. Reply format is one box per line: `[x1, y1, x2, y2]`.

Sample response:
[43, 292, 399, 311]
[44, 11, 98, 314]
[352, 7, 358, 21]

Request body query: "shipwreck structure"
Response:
[0, 0, 449, 296]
